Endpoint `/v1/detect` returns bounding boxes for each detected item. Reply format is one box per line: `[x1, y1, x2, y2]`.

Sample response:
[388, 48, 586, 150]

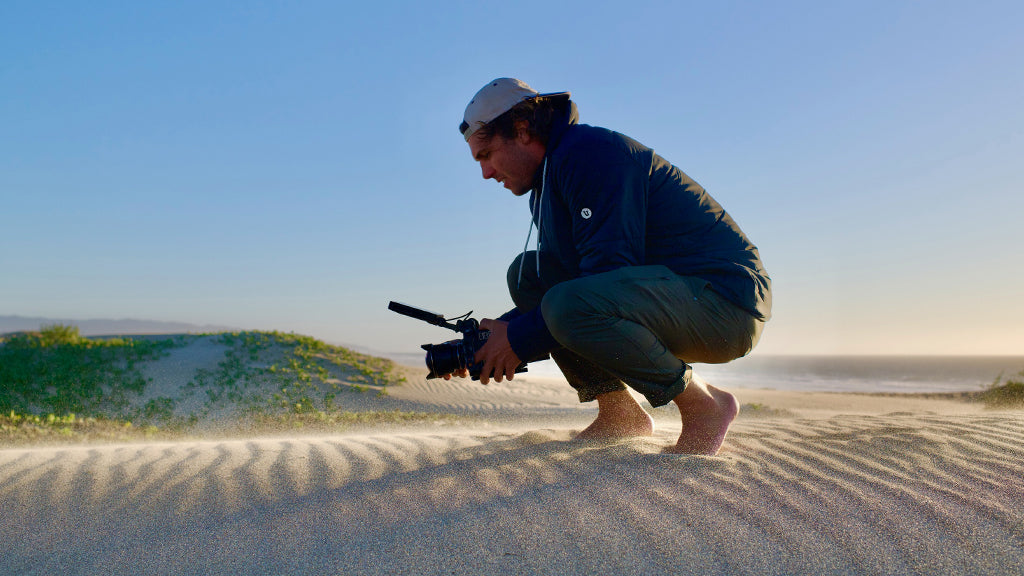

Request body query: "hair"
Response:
[473, 96, 568, 145]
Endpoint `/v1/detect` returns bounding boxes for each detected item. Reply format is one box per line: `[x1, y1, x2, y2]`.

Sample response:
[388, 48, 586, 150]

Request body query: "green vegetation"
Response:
[978, 369, 1024, 409]
[0, 325, 441, 446]
[0, 412, 160, 445]
[186, 330, 406, 419]
[0, 324, 180, 416]
[739, 403, 795, 418]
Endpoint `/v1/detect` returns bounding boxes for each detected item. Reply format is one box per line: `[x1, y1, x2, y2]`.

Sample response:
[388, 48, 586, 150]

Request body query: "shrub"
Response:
[39, 323, 83, 346]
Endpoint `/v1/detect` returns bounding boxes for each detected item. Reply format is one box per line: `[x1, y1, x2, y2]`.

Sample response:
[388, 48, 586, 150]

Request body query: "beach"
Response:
[2, 354, 1023, 575]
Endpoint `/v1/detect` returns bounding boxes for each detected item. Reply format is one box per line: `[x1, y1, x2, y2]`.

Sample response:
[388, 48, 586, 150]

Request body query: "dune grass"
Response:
[738, 403, 796, 419]
[0, 324, 181, 416]
[0, 325, 443, 446]
[183, 330, 407, 419]
[0, 412, 162, 446]
[979, 370, 1024, 409]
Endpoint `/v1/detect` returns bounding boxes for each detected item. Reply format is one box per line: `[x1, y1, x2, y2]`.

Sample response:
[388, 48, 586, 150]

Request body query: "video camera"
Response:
[388, 301, 531, 381]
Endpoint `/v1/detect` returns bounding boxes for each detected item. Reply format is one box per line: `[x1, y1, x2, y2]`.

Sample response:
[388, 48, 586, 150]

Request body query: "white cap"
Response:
[459, 78, 570, 141]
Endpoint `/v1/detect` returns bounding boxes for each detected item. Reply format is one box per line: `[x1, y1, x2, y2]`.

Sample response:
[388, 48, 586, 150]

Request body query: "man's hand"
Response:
[474, 319, 521, 385]
[441, 368, 469, 380]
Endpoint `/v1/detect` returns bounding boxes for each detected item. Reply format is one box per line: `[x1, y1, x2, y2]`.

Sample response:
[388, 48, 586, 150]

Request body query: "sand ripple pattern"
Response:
[1, 414, 1022, 575]
[389, 371, 585, 412]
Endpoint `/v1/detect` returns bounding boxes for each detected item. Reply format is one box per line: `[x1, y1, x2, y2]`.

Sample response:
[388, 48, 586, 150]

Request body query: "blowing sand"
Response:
[2, 363, 1022, 575]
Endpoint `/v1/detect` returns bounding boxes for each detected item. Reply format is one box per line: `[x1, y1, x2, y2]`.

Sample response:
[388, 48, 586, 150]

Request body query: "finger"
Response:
[473, 345, 488, 365]
[496, 361, 514, 383]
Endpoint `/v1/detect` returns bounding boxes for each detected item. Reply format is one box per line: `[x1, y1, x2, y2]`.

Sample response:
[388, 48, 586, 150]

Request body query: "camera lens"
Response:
[422, 340, 469, 379]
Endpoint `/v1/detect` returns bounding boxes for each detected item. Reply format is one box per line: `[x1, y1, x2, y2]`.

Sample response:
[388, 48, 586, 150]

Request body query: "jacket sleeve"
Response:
[556, 137, 648, 275]
[505, 308, 560, 362]
[497, 306, 559, 362]
[496, 307, 522, 322]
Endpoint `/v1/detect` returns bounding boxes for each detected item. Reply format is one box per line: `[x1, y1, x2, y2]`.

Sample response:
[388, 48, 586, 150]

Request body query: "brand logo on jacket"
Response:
[580, 208, 592, 219]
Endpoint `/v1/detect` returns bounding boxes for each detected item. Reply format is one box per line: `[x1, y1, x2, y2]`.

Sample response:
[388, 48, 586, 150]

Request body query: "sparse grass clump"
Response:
[978, 370, 1024, 409]
[739, 403, 795, 419]
[0, 411, 168, 446]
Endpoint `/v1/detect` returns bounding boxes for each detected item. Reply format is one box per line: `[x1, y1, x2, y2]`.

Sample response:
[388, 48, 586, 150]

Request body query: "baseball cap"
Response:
[459, 78, 570, 141]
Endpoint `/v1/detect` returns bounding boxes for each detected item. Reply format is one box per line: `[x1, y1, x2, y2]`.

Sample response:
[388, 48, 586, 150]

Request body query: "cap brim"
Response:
[535, 91, 571, 100]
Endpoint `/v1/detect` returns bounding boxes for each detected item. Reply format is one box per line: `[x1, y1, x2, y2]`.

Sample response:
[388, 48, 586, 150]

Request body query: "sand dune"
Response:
[2, 398, 1022, 575]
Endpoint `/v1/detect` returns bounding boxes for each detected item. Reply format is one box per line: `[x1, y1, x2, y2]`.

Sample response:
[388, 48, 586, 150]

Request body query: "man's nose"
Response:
[480, 162, 496, 180]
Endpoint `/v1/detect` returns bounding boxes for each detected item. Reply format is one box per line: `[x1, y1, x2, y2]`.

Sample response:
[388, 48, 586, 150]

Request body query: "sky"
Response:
[2, 1, 1022, 357]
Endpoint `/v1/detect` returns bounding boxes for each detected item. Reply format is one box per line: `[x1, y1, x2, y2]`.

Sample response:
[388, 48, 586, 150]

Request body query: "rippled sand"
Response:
[2, 361, 1022, 575]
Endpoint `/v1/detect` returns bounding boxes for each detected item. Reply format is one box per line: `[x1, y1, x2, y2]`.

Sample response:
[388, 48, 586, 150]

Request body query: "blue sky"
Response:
[2, 1, 1022, 356]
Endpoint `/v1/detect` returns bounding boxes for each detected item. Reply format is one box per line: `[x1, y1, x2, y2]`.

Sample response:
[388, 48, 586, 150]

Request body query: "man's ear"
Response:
[514, 120, 533, 144]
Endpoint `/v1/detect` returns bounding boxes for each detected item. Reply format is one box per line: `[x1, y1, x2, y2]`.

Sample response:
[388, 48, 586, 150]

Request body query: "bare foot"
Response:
[664, 376, 739, 455]
[575, 389, 654, 441]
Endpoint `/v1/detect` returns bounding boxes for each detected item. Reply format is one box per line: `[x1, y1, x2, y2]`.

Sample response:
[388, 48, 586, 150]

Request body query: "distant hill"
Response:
[0, 315, 236, 336]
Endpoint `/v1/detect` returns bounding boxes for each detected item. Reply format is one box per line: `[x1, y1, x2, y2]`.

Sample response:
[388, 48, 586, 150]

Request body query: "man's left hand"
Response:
[474, 319, 521, 385]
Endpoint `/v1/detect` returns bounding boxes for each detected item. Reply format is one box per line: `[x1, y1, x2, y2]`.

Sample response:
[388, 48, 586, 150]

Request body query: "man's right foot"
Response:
[575, 389, 654, 440]
[665, 378, 738, 455]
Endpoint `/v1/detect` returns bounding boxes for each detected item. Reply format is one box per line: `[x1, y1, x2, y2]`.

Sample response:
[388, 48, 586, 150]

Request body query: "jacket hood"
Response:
[546, 99, 579, 155]
[529, 100, 579, 191]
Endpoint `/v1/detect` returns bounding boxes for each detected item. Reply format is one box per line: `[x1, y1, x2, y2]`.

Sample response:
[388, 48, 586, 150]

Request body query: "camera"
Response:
[388, 301, 532, 381]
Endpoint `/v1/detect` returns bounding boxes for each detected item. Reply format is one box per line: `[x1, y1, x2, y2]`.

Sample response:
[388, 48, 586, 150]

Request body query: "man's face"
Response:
[468, 130, 543, 197]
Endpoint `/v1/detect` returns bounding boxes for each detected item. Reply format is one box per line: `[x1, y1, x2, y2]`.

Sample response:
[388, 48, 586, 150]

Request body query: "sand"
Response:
[2, 362, 1023, 575]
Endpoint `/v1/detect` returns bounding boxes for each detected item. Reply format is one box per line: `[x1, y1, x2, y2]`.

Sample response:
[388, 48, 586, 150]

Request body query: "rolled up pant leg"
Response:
[507, 252, 626, 402]
[540, 265, 763, 407]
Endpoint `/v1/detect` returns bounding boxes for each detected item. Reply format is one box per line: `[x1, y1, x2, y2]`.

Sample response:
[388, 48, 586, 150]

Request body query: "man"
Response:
[449, 78, 771, 455]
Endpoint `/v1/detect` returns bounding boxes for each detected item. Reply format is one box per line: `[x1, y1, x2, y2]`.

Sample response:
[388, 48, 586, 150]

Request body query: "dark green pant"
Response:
[508, 251, 763, 407]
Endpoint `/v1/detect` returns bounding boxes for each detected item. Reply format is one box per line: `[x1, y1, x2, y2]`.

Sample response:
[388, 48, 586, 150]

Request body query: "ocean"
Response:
[688, 355, 1024, 393]
[389, 352, 1024, 394]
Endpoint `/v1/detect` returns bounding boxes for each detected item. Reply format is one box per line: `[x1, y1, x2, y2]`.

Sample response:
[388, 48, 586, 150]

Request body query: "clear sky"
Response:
[2, 1, 1022, 357]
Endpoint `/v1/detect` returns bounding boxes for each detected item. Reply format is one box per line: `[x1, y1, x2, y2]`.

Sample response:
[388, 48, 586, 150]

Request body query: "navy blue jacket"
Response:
[503, 103, 772, 362]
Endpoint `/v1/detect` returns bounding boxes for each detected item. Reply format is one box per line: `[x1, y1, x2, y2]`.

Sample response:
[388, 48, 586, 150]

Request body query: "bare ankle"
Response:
[576, 390, 654, 440]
